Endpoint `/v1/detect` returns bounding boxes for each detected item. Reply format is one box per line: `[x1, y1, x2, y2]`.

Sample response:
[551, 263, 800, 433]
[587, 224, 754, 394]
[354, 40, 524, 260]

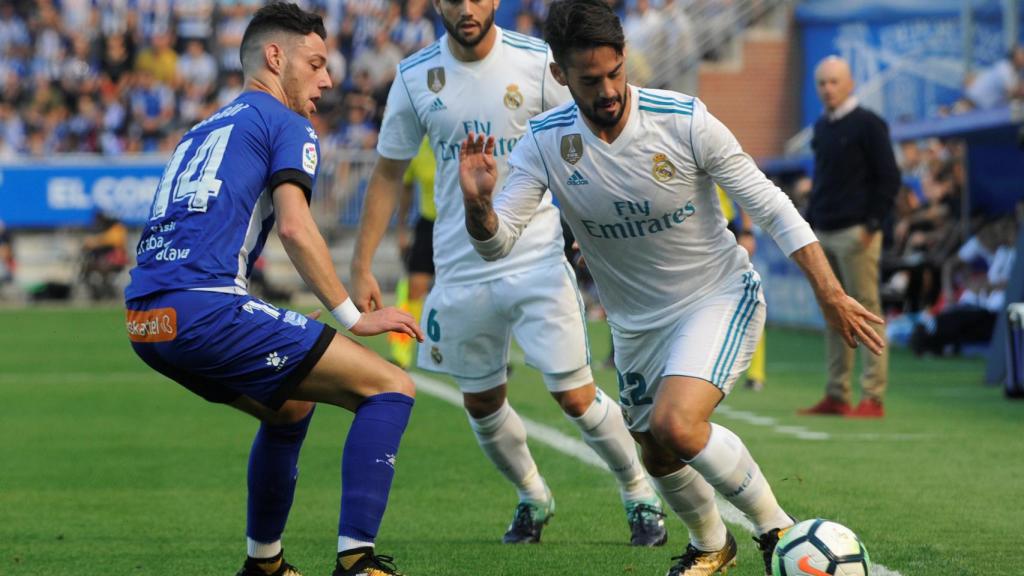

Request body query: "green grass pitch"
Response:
[2, 307, 1022, 575]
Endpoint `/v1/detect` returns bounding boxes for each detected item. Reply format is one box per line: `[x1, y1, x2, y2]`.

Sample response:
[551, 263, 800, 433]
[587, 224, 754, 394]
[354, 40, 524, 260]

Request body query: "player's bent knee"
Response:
[551, 381, 596, 417]
[379, 364, 416, 398]
[649, 409, 704, 456]
[275, 400, 315, 425]
[462, 385, 507, 418]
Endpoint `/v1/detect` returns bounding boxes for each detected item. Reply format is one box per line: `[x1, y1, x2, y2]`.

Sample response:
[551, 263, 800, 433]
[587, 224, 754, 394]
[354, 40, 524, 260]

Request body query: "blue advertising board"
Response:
[0, 159, 165, 228]
[797, 0, 1012, 126]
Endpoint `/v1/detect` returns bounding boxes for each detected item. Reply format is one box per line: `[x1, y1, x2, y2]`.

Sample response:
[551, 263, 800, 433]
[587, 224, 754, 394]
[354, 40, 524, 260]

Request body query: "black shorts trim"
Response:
[267, 323, 337, 410]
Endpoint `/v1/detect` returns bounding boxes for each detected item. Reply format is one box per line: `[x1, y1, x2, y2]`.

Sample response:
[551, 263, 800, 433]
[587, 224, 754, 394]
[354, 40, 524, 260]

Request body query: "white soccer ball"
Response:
[772, 519, 871, 576]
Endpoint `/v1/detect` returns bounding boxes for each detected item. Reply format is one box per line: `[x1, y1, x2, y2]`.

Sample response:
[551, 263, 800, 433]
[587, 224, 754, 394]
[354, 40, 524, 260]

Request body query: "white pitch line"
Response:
[714, 405, 933, 443]
[411, 372, 905, 576]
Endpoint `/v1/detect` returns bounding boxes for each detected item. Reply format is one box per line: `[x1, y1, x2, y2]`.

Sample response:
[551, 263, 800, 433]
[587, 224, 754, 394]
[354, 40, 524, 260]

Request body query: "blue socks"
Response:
[246, 407, 315, 544]
[339, 392, 415, 544]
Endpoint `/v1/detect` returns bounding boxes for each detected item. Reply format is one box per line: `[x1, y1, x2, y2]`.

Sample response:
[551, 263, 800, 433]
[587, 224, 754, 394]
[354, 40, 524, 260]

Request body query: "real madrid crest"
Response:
[430, 346, 443, 364]
[560, 134, 584, 164]
[427, 67, 445, 93]
[652, 153, 676, 182]
[503, 83, 524, 109]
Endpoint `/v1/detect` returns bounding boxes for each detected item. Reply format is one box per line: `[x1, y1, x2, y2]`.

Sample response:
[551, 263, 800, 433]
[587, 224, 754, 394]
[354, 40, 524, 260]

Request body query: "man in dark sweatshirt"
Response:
[800, 56, 899, 418]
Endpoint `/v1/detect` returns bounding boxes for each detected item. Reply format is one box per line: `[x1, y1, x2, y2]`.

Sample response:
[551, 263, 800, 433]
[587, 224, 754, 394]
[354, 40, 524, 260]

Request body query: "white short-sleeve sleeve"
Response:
[691, 98, 817, 256]
[376, 68, 426, 160]
[470, 131, 550, 260]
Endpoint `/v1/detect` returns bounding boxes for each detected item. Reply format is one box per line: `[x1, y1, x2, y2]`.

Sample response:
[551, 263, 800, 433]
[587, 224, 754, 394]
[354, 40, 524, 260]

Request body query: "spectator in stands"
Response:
[335, 96, 378, 151]
[0, 100, 26, 157]
[963, 45, 1024, 110]
[351, 27, 402, 88]
[0, 4, 31, 55]
[217, 69, 245, 108]
[0, 219, 14, 286]
[60, 35, 99, 100]
[81, 211, 128, 301]
[98, 81, 128, 155]
[100, 33, 135, 89]
[135, 31, 178, 86]
[912, 216, 1018, 356]
[173, 0, 214, 48]
[800, 56, 899, 419]
[67, 93, 102, 153]
[29, 4, 64, 82]
[129, 67, 175, 152]
[391, 0, 435, 54]
[177, 39, 218, 95]
[215, 2, 250, 72]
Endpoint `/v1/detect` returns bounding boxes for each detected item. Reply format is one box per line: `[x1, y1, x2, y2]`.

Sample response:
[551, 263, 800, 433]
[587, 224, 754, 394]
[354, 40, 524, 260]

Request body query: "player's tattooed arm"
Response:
[459, 132, 500, 241]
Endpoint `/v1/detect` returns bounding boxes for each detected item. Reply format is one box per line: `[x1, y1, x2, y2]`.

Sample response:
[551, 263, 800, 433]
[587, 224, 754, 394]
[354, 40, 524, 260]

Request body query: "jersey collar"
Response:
[440, 26, 504, 74]
[576, 84, 640, 156]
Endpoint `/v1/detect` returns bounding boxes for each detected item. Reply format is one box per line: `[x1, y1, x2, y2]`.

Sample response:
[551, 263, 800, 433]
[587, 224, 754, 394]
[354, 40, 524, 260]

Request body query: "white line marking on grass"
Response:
[411, 372, 905, 576]
[714, 405, 933, 442]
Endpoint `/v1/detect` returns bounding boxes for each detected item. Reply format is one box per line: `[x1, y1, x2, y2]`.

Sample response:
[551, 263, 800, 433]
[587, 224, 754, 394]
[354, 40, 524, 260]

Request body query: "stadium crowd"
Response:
[0, 0, 748, 159]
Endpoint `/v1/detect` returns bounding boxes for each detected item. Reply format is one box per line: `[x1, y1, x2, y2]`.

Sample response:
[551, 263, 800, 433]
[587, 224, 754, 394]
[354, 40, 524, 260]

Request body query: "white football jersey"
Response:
[377, 27, 571, 286]
[475, 85, 817, 332]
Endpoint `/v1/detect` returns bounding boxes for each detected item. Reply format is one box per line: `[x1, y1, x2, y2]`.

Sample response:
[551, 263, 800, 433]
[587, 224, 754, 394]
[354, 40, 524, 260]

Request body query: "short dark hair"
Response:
[543, 0, 624, 67]
[240, 2, 326, 70]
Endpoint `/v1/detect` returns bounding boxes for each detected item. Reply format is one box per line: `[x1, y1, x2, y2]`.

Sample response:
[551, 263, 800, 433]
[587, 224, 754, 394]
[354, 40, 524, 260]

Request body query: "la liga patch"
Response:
[302, 142, 318, 174]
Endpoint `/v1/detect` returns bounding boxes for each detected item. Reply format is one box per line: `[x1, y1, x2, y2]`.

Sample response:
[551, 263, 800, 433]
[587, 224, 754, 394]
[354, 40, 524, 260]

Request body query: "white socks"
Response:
[651, 466, 727, 550]
[568, 389, 657, 503]
[687, 423, 791, 534]
[247, 538, 281, 559]
[337, 536, 374, 554]
[468, 401, 548, 503]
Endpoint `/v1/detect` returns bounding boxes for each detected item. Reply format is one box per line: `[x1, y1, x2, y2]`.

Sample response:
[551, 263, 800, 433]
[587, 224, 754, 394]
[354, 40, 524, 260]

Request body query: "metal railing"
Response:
[308, 147, 380, 236]
[638, 0, 793, 93]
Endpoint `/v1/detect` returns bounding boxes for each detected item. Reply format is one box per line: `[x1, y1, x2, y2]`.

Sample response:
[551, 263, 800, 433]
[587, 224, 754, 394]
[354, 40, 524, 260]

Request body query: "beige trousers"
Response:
[816, 225, 888, 402]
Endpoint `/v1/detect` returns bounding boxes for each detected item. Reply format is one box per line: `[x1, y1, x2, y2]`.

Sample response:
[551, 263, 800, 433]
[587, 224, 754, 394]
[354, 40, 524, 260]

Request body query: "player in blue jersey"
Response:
[124, 4, 421, 576]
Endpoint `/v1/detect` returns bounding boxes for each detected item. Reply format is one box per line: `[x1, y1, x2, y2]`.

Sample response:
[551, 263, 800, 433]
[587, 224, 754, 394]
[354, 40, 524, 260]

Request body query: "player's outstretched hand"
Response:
[350, 268, 384, 312]
[822, 294, 886, 355]
[459, 132, 497, 204]
[351, 306, 425, 342]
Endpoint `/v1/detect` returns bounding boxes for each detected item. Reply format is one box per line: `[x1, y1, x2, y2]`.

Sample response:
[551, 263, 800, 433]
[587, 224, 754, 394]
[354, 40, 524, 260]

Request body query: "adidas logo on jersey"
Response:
[429, 97, 447, 112]
[567, 170, 589, 185]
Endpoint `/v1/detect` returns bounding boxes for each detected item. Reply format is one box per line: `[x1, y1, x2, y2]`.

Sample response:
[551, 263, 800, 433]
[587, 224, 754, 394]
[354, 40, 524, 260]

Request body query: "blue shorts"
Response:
[126, 291, 335, 410]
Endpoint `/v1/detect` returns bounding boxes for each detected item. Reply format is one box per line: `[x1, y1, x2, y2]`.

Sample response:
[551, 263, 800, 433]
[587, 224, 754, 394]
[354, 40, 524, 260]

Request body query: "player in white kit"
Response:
[459, 1, 886, 574]
[350, 0, 667, 547]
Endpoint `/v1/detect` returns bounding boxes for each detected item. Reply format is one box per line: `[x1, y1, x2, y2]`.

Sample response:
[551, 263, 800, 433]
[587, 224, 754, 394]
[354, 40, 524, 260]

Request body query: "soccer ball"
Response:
[772, 519, 871, 576]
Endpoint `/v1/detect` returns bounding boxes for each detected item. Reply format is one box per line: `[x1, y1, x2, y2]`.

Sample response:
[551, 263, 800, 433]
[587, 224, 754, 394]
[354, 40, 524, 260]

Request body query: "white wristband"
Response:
[331, 298, 362, 330]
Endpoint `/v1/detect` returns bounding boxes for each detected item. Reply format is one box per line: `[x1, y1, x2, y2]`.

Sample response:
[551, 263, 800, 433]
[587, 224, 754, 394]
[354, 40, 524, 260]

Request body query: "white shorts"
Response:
[417, 260, 593, 393]
[612, 271, 766, 432]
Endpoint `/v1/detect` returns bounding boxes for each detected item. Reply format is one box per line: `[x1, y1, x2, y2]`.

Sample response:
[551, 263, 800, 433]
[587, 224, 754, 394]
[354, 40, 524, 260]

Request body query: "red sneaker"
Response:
[797, 396, 851, 416]
[847, 398, 885, 418]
